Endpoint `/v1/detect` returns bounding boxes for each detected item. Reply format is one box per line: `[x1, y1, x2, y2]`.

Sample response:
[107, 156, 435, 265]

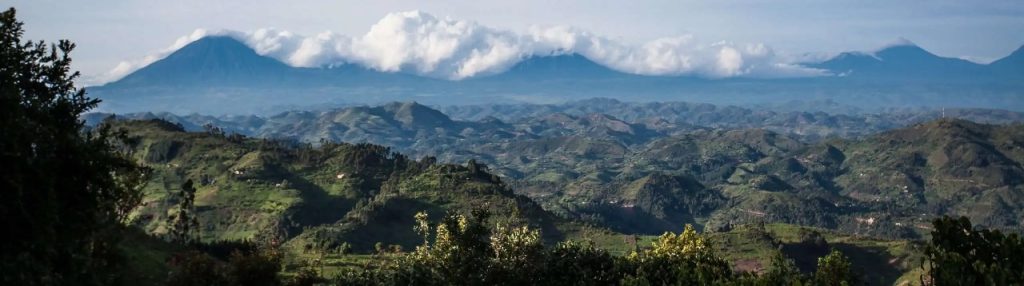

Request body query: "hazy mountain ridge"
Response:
[86, 99, 1024, 145]
[87, 36, 1024, 114]
[807, 42, 995, 81]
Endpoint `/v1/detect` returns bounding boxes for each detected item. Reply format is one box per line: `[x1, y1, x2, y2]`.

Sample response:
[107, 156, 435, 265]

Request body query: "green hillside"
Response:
[107, 118, 944, 283]
[114, 119, 615, 253]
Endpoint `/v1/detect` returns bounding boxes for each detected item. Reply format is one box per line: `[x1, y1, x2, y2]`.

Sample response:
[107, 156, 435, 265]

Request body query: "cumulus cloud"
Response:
[350, 11, 526, 78]
[91, 10, 825, 85]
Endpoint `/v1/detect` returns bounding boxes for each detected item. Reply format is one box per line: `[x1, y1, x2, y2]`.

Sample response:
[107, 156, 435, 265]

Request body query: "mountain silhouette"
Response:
[110, 36, 293, 87]
[481, 54, 631, 81]
[89, 36, 1024, 114]
[807, 41, 988, 80]
[990, 45, 1024, 76]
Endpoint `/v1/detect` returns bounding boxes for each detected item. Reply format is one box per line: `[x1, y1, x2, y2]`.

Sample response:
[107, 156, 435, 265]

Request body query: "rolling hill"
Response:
[113, 119, 587, 252]
[108, 117, 943, 284]
[99, 102, 1024, 238]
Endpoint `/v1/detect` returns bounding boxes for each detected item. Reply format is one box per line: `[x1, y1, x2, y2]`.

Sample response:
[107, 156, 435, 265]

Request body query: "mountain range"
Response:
[84, 99, 1024, 144]
[88, 36, 1024, 115]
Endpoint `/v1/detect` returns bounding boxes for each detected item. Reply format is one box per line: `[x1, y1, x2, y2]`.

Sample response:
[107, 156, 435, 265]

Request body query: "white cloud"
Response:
[349, 11, 526, 78]
[90, 10, 825, 85]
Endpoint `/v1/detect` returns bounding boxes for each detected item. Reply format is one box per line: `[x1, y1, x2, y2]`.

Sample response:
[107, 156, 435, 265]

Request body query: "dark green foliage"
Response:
[924, 216, 1024, 285]
[145, 139, 183, 163]
[167, 179, 200, 244]
[332, 211, 837, 286]
[195, 240, 260, 260]
[287, 268, 328, 286]
[542, 241, 620, 285]
[0, 8, 147, 285]
[226, 249, 283, 286]
[165, 247, 283, 286]
[785, 229, 831, 272]
[813, 249, 855, 286]
[760, 250, 804, 286]
[165, 251, 230, 286]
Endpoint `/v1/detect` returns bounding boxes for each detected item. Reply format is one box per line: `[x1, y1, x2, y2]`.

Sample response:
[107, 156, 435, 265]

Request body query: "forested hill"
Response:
[103, 116, 1024, 285]
[107, 113, 1024, 242]
[112, 119, 590, 252]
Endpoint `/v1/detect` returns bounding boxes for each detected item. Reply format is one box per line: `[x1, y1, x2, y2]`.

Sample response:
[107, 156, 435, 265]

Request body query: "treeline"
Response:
[164, 211, 1024, 286]
[331, 209, 851, 286]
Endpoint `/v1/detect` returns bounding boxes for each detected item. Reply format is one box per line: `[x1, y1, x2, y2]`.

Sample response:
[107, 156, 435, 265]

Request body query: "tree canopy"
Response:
[0, 7, 147, 285]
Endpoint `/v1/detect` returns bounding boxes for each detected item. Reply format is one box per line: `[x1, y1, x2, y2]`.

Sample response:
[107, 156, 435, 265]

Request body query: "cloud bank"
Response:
[93, 11, 824, 85]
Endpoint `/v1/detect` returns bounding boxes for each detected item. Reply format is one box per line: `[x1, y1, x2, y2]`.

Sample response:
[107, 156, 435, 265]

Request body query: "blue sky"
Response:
[9, 0, 1024, 81]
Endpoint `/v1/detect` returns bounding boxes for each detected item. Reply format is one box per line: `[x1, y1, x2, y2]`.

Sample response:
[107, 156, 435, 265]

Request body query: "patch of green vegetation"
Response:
[117, 229, 181, 285]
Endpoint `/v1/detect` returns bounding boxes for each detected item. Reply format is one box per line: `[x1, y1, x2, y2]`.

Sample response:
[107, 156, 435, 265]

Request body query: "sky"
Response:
[9, 0, 1024, 83]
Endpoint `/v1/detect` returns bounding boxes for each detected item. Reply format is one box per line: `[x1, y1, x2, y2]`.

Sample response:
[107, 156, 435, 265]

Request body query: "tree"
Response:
[168, 179, 200, 244]
[622, 225, 734, 285]
[762, 250, 804, 285]
[487, 223, 544, 284]
[0, 7, 147, 285]
[814, 249, 854, 286]
[924, 216, 1024, 285]
[543, 240, 619, 286]
[404, 209, 493, 285]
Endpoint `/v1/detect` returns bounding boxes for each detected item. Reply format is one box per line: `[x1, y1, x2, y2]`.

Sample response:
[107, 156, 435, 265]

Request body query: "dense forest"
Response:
[2, 7, 1023, 286]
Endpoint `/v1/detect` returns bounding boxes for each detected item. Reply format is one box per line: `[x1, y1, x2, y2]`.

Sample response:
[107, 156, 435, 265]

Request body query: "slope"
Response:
[111, 119, 596, 253]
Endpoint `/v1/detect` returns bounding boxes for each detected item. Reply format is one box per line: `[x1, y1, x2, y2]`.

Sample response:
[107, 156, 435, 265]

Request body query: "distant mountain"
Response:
[109, 36, 294, 87]
[476, 54, 633, 81]
[380, 101, 455, 128]
[89, 37, 437, 114]
[806, 41, 990, 81]
[88, 99, 1024, 150]
[107, 36, 430, 88]
[88, 36, 1024, 114]
[991, 45, 1024, 76]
